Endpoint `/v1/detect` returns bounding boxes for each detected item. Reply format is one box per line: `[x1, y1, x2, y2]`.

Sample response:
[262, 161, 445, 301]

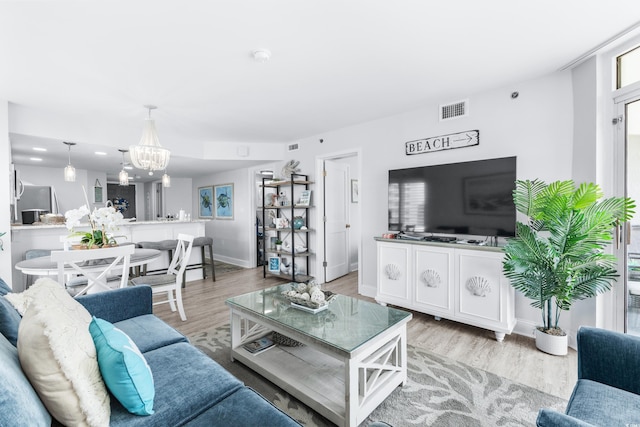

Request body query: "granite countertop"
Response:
[11, 219, 209, 230]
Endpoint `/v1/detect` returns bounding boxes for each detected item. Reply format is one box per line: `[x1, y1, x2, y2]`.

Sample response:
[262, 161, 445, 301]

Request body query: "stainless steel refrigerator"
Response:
[16, 185, 58, 223]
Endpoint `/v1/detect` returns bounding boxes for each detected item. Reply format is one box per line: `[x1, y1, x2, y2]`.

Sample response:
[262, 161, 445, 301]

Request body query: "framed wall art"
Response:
[198, 186, 214, 218]
[214, 183, 234, 220]
[93, 179, 103, 204]
[351, 179, 359, 203]
[268, 256, 280, 273]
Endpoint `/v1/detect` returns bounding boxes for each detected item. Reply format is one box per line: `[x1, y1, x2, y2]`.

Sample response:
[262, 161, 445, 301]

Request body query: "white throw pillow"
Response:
[17, 278, 110, 427]
[3, 277, 48, 315]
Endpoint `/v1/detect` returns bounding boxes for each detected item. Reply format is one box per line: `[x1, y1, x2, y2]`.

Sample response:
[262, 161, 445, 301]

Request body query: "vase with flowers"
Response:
[65, 205, 124, 248]
[65, 188, 125, 248]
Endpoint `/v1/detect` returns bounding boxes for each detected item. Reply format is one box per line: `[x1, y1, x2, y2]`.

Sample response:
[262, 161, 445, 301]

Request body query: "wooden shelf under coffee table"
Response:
[226, 284, 412, 427]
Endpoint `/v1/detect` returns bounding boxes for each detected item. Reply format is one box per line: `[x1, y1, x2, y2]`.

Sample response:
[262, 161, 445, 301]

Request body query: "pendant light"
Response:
[129, 105, 170, 172]
[63, 141, 76, 182]
[162, 169, 171, 187]
[118, 149, 129, 186]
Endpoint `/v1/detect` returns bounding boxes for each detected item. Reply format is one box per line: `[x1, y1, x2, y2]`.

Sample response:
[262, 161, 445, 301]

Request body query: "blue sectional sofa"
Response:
[0, 279, 301, 427]
[537, 326, 640, 427]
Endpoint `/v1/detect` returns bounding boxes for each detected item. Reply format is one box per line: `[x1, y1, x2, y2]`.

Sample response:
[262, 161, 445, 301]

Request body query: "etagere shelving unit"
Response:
[261, 173, 313, 282]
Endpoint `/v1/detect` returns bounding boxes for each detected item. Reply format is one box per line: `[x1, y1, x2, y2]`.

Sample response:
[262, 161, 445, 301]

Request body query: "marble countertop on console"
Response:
[374, 236, 505, 252]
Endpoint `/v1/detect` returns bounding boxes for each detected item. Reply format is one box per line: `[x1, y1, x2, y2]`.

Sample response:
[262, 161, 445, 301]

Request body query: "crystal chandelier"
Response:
[63, 141, 76, 182]
[118, 149, 129, 186]
[129, 105, 170, 172]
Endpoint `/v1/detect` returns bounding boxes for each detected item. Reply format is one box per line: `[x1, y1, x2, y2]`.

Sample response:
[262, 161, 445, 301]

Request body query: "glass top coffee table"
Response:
[226, 283, 412, 427]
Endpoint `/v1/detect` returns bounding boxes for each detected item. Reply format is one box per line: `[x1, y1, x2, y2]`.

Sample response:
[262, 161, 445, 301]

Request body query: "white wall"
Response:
[164, 177, 193, 218]
[192, 168, 252, 267]
[286, 71, 574, 337]
[0, 101, 12, 286]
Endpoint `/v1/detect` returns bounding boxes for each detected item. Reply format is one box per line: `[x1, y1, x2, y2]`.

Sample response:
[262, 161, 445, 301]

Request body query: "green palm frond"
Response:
[503, 179, 634, 330]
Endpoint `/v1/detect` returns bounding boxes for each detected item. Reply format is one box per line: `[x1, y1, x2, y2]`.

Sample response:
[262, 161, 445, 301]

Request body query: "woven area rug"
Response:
[190, 325, 567, 427]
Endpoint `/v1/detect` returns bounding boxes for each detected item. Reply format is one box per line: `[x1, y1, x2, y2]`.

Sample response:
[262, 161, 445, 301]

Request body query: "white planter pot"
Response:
[535, 328, 568, 356]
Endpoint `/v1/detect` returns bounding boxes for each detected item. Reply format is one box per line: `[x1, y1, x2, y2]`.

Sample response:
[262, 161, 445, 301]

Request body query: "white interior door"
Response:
[324, 160, 350, 282]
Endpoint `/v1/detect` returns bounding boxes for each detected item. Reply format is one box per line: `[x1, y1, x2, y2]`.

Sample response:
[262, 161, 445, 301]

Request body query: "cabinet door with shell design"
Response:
[414, 246, 454, 314]
[456, 250, 505, 323]
[376, 242, 411, 305]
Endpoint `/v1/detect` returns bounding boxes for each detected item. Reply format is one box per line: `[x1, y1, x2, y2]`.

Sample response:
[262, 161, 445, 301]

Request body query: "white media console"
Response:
[375, 238, 515, 341]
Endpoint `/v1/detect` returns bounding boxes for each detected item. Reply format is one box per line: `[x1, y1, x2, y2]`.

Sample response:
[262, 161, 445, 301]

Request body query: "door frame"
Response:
[315, 148, 362, 289]
[614, 89, 640, 332]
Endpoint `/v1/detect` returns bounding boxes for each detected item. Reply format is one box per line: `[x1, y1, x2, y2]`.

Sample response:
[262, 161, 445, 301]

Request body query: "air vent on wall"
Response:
[439, 99, 469, 121]
[288, 143, 299, 151]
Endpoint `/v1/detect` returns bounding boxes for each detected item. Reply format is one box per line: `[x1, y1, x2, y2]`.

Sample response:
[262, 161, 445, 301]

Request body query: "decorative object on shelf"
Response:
[64, 187, 124, 248]
[265, 193, 278, 207]
[351, 179, 359, 203]
[281, 160, 301, 179]
[214, 183, 234, 220]
[297, 190, 311, 207]
[292, 216, 305, 230]
[63, 141, 77, 182]
[420, 269, 441, 288]
[275, 239, 282, 251]
[198, 186, 213, 218]
[268, 257, 280, 273]
[385, 263, 401, 280]
[275, 217, 289, 229]
[466, 276, 491, 297]
[280, 259, 298, 275]
[0, 231, 5, 251]
[278, 191, 289, 206]
[502, 179, 635, 356]
[118, 149, 129, 186]
[129, 105, 170, 173]
[93, 179, 103, 203]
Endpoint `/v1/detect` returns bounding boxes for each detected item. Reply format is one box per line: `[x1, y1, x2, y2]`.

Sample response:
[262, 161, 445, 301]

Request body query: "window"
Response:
[617, 45, 640, 89]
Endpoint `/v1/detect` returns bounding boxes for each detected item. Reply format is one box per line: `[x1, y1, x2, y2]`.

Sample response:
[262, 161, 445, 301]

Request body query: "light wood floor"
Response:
[153, 267, 577, 400]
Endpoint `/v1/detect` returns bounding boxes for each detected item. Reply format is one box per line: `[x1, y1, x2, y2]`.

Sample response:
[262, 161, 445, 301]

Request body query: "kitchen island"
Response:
[10, 219, 208, 292]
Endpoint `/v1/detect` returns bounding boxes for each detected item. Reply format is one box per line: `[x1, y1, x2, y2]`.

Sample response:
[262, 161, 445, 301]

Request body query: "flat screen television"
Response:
[388, 156, 516, 237]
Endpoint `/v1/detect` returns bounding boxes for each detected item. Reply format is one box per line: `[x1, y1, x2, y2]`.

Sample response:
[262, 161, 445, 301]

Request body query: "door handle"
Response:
[345, 224, 351, 228]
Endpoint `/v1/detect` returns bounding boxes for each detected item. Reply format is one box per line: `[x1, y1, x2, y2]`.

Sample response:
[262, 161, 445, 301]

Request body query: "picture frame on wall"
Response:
[268, 256, 280, 273]
[93, 186, 103, 204]
[198, 186, 214, 218]
[214, 183, 234, 220]
[351, 179, 359, 203]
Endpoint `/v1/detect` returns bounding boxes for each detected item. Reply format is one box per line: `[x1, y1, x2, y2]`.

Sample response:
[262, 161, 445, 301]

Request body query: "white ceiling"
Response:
[2, 1, 640, 181]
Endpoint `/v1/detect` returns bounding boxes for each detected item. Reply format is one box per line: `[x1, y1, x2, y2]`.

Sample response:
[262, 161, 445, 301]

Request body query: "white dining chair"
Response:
[130, 233, 194, 321]
[51, 245, 135, 297]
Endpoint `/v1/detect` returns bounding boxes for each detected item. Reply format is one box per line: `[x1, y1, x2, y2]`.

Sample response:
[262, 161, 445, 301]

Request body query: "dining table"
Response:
[14, 248, 162, 277]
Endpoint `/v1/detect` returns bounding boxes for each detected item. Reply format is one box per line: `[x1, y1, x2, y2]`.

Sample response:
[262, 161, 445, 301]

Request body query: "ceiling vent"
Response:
[439, 99, 469, 121]
[288, 143, 299, 151]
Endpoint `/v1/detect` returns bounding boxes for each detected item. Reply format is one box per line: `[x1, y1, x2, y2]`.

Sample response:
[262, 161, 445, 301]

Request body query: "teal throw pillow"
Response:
[89, 317, 155, 415]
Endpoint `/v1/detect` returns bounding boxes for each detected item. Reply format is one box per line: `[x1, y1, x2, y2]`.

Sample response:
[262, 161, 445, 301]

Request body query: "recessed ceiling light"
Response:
[32, 147, 47, 152]
[124, 166, 133, 170]
[95, 151, 107, 156]
[30, 157, 43, 161]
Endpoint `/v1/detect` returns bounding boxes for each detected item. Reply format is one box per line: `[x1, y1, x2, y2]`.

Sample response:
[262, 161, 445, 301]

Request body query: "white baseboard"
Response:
[212, 255, 251, 269]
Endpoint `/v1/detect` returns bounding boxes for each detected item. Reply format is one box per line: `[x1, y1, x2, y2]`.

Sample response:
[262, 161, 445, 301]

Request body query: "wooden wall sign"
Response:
[405, 130, 479, 155]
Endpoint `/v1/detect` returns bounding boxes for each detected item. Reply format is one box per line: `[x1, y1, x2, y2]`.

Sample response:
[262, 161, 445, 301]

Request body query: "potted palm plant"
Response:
[502, 179, 634, 355]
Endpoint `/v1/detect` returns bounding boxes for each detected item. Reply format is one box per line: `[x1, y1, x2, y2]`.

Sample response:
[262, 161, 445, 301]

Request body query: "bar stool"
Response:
[24, 249, 53, 289]
[136, 239, 178, 276]
[184, 236, 215, 286]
